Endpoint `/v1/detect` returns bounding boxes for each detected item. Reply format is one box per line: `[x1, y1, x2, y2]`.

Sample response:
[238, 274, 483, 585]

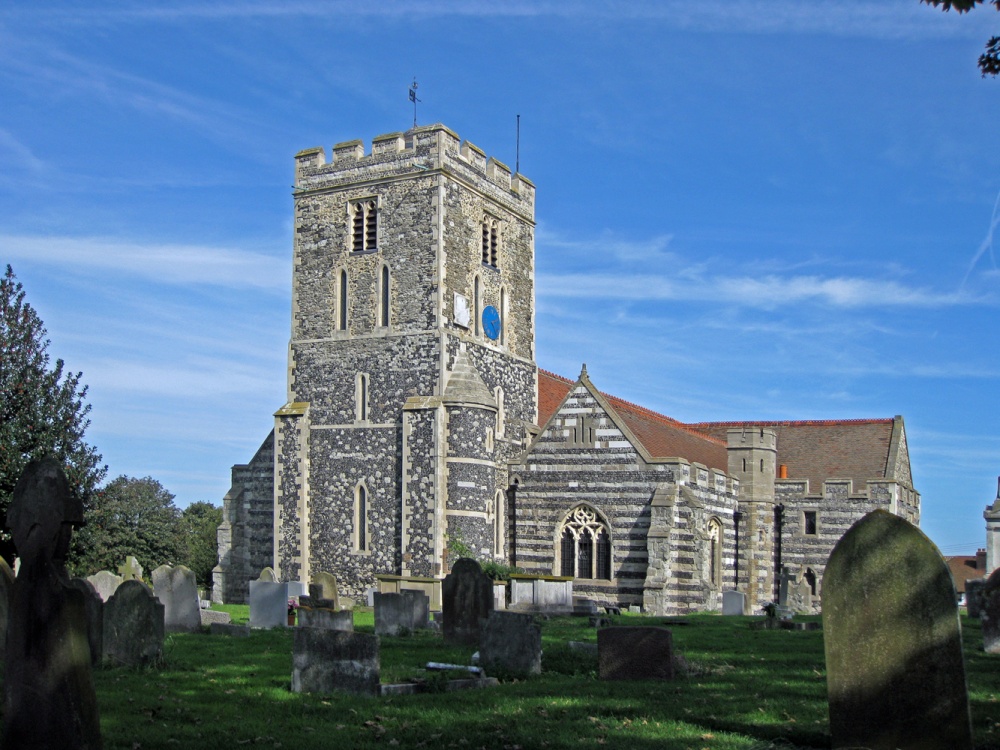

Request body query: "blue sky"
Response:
[2, 1, 999, 555]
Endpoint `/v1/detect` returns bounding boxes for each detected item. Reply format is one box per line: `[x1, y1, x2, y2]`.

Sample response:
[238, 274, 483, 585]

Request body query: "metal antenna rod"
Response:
[516, 114, 520, 174]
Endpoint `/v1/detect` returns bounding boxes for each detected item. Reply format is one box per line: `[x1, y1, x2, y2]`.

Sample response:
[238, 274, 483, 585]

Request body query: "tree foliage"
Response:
[923, 0, 1000, 76]
[1, 265, 106, 560]
[179, 501, 222, 587]
[69, 475, 183, 577]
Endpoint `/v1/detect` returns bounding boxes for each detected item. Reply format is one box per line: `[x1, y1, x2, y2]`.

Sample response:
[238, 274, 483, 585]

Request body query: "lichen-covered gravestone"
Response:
[86, 570, 122, 602]
[103, 580, 165, 667]
[442, 558, 494, 646]
[291, 629, 380, 696]
[823, 509, 972, 750]
[257, 567, 276, 582]
[67, 578, 104, 666]
[980, 568, 1000, 653]
[480, 611, 541, 677]
[152, 564, 201, 632]
[2, 457, 102, 750]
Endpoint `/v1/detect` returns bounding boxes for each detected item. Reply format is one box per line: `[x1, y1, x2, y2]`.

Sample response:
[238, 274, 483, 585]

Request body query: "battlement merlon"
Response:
[292, 123, 535, 220]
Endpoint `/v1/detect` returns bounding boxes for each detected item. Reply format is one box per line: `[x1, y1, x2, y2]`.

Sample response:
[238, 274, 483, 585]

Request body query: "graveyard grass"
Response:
[43, 611, 1000, 749]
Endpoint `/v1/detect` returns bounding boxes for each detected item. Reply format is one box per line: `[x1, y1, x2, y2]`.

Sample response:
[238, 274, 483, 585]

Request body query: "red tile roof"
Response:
[689, 420, 895, 492]
[538, 370, 728, 471]
[945, 555, 986, 594]
[537, 370, 900, 487]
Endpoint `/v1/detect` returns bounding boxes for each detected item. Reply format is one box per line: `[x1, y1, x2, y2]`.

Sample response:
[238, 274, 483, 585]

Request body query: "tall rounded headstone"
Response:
[823, 509, 972, 750]
[103, 580, 164, 667]
[442, 558, 493, 646]
[152, 564, 201, 632]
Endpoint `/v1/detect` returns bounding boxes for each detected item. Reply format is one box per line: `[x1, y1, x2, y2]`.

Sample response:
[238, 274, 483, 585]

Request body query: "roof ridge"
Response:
[688, 418, 895, 428]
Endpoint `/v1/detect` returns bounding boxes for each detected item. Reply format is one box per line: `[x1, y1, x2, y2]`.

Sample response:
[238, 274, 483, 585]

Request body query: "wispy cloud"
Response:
[4, 1, 991, 40]
[1, 235, 288, 291]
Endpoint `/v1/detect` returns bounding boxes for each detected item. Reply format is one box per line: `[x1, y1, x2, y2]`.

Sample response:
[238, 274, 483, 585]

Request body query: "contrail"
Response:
[961, 188, 1000, 290]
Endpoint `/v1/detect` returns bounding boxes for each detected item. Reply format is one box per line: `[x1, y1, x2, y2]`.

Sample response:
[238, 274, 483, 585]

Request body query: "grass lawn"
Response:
[77, 611, 1000, 749]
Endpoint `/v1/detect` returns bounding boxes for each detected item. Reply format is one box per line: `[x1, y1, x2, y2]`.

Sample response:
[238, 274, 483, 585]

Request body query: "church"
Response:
[213, 123, 920, 615]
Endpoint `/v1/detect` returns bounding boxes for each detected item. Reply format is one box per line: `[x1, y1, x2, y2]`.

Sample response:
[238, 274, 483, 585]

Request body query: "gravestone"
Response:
[257, 567, 276, 582]
[966, 577, 986, 618]
[249, 580, 289, 628]
[291, 629, 380, 696]
[374, 590, 429, 635]
[103, 579, 165, 667]
[211, 622, 250, 637]
[311, 571, 340, 608]
[200, 609, 231, 626]
[480, 611, 542, 677]
[67, 578, 104, 666]
[0, 557, 14, 656]
[118, 555, 144, 582]
[87, 570, 123, 602]
[2, 457, 102, 750]
[152, 564, 201, 632]
[598, 626, 674, 680]
[442, 558, 494, 646]
[785, 578, 813, 614]
[298, 607, 354, 631]
[980, 568, 1000, 653]
[721, 590, 746, 616]
[823, 509, 972, 750]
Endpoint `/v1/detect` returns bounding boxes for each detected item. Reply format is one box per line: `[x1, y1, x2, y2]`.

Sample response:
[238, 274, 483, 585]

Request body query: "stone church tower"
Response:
[264, 124, 536, 596]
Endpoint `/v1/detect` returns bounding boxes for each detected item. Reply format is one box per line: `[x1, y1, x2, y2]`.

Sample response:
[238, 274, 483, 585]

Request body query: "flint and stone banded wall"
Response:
[214, 433, 276, 604]
[512, 382, 737, 613]
[777, 477, 922, 611]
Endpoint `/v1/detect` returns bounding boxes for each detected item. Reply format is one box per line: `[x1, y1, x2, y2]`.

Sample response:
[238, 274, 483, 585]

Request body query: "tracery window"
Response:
[558, 505, 612, 580]
[350, 199, 378, 252]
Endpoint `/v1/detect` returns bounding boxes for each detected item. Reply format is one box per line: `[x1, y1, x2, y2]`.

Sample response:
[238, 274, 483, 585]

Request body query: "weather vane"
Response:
[409, 78, 421, 128]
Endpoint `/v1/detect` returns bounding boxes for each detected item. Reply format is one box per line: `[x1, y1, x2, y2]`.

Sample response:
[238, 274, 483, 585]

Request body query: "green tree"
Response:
[179, 501, 222, 587]
[1, 264, 106, 562]
[69, 475, 182, 577]
[923, 0, 1000, 76]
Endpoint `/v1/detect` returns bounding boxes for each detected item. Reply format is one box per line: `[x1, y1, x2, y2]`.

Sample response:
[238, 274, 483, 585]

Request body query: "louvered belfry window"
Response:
[351, 200, 377, 252]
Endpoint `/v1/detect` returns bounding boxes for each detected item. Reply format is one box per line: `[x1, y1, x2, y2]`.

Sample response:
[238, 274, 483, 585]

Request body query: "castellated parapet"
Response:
[294, 124, 535, 221]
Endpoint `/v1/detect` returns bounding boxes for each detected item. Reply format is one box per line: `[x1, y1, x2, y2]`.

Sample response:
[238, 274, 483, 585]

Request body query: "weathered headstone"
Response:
[211, 622, 250, 637]
[480, 611, 542, 677]
[442, 558, 494, 646]
[311, 571, 340, 608]
[152, 564, 201, 632]
[966, 577, 986, 618]
[118, 555, 144, 582]
[598, 626, 674, 681]
[291, 629, 380, 696]
[721, 590, 746, 616]
[785, 577, 813, 614]
[67, 578, 104, 666]
[257, 567, 276, 582]
[823, 509, 972, 750]
[2, 457, 102, 750]
[86, 570, 123, 603]
[980, 568, 1000, 653]
[103, 579, 165, 667]
[298, 607, 354, 631]
[249, 580, 289, 628]
[374, 590, 429, 635]
[0, 557, 14, 656]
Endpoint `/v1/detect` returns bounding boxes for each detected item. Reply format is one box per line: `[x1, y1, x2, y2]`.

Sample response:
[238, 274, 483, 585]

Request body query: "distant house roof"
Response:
[689, 420, 897, 493]
[945, 553, 987, 594]
[538, 370, 728, 471]
[537, 369, 902, 488]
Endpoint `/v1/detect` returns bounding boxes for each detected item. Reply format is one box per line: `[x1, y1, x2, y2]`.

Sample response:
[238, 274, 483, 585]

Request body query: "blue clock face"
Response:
[482, 305, 501, 340]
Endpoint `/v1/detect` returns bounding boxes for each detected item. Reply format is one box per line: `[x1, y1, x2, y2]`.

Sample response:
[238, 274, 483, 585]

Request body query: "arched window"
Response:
[494, 386, 505, 437]
[474, 276, 481, 337]
[338, 269, 348, 331]
[708, 517, 723, 588]
[379, 264, 390, 327]
[558, 505, 612, 580]
[354, 483, 369, 552]
[493, 490, 504, 558]
[499, 287, 507, 346]
[356, 373, 369, 422]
